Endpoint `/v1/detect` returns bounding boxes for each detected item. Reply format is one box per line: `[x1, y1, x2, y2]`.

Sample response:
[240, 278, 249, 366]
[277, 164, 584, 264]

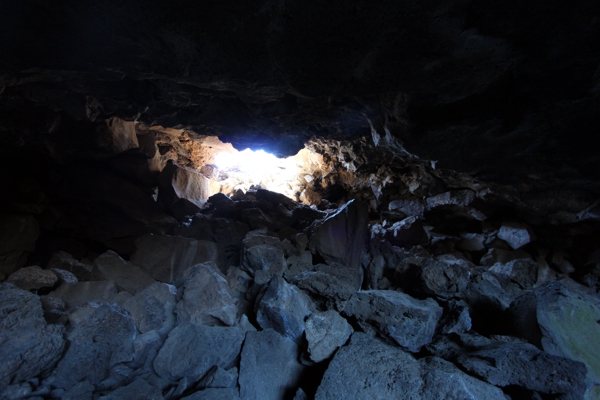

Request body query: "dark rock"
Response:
[181, 388, 240, 400]
[426, 190, 476, 208]
[153, 323, 245, 382]
[47, 251, 93, 282]
[488, 258, 538, 289]
[242, 244, 286, 284]
[157, 161, 210, 218]
[291, 263, 360, 309]
[0, 214, 40, 277]
[374, 216, 429, 248]
[40, 295, 66, 311]
[47, 280, 118, 310]
[175, 262, 237, 327]
[50, 268, 78, 284]
[50, 303, 136, 390]
[344, 290, 442, 352]
[255, 276, 312, 342]
[462, 268, 523, 310]
[196, 366, 238, 389]
[241, 207, 276, 230]
[256, 188, 298, 210]
[92, 250, 156, 294]
[239, 329, 304, 400]
[410, 257, 470, 298]
[497, 221, 536, 249]
[439, 299, 472, 335]
[97, 378, 163, 400]
[305, 310, 353, 362]
[6, 266, 58, 291]
[480, 248, 532, 267]
[122, 282, 177, 336]
[307, 200, 368, 275]
[388, 198, 426, 218]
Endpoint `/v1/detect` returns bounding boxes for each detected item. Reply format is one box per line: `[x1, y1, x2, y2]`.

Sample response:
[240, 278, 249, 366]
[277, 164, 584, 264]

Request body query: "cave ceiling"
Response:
[1, 0, 599, 190]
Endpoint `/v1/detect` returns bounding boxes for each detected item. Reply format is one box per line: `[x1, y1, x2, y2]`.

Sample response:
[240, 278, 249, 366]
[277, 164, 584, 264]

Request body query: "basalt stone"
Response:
[157, 161, 210, 218]
[182, 388, 240, 400]
[50, 268, 78, 284]
[6, 266, 58, 291]
[47, 280, 118, 310]
[488, 258, 538, 289]
[439, 299, 472, 335]
[196, 366, 238, 389]
[376, 216, 429, 248]
[497, 221, 536, 249]
[344, 290, 442, 352]
[153, 323, 245, 382]
[388, 198, 426, 218]
[242, 244, 286, 281]
[47, 251, 93, 282]
[97, 378, 163, 400]
[305, 310, 353, 362]
[291, 263, 360, 309]
[426, 190, 476, 208]
[410, 257, 470, 298]
[480, 248, 532, 267]
[122, 282, 177, 336]
[92, 250, 156, 294]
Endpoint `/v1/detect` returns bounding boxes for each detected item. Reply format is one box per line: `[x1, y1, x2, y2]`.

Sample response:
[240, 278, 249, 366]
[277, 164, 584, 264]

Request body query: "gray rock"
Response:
[388, 198, 426, 218]
[255, 276, 311, 342]
[462, 269, 522, 310]
[51, 303, 136, 390]
[48, 280, 118, 310]
[158, 161, 210, 217]
[197, 366, 238, 389]
[92, 251, 156, 294]
[308, 199, 368, 274]
[315, 332, 505, 400]
[7, 266, 58, 291]
[480, 248, 532, 267]
[153, 323, 245, 381]
[60, 380, 95, 400]
[0, 284, 65, 391]
[439, 299, 472, 334]
[242, 244, 286, 283]
[123, 282, 177, 336]
[181, 388, 240, 400]
[50, 268, 78, 284]
[0, 215, 39, 276]
[426, 190, 476, 208]
[489, 258, 538, 289]
[47, 251, 93, 282]
[241, 208, 276, 230]
[239, 329, 304, 400]
[456, 341, 587, 397]
[497, 221, 536, 249]
[305, 310, 353, 362]
[412, 257, 469, 298]
[132, 330, 163, 368]
[175, 262, 237, 327]
[131, 234, 220, 283]
[292, 263, 360, 309]
[344, 290, 442, 352]
[98, 378, 163, 400]
[40, 295, 66, 311]
[378, 216, 429, 248]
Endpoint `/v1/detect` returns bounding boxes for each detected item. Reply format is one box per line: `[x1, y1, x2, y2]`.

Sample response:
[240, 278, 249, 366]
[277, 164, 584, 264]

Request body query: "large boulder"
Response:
[239, 329, 305, 400]
[47, 251, 93, 281]
[488, 258, 538, 289]
[92, 250, 156, 294]
[47, 280, 118, 310]
[305, 310, 353, 362]
[315, 332, 505, 400]
[0, 284, 64, 392]
[122, 282, 177, 336]
[6, 266, 58, 291]
[50, 303, 136, 390]
[497, 221, 536, 249]
[408, 257, 470, 298]
[158, 161, 210, 218]
[0, 215, 39, 277]
[307, 200, 368, 276]
[344, 290, 442, 352]
[292, 263, 360, 309]
[131, 234, 220, 283]
[153, 323, 245, 382]
[175, 262, 237, 327]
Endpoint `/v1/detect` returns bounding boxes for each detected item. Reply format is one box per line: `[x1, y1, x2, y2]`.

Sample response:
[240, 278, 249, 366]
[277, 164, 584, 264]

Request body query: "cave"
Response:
[1, 1, 600, 399]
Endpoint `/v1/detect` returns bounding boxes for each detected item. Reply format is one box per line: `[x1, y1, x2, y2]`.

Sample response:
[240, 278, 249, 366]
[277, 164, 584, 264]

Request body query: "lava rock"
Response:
[51, 303, 136, 390]
[50, 268, 78, 284]
[92, 250, 156, 294]
[47, 251, 93, 281]
[439, 299, 472, 335]
[426, 189, 476, 208]
[344, 290, 442, 352]
[6, 266, 58, 291]
[291, 263, 361, 309]
[196, 366, 238, 389]
[175, 262, 237, 327]
[122, 282, 177, 336]
[411, 257, 470, 298]
[153, 323, 245, 382]
[157, 161, 210, 218]
[0, 214, 40, 276]
[479, 248, 532, 267]
[488, 258, 538, 289]
[255, 276, 312, 342]
[305, 310, 353, 362]
[239, 329, 304, 400]
[242, 244, 286, 283]
[182, 388, 240, 400]
[48, 280, 118, 309]
[497, 221, 536, 249]
[388, 198, 426, 218]
[97, 378, 163, 400]
[377, 216, 429, 248]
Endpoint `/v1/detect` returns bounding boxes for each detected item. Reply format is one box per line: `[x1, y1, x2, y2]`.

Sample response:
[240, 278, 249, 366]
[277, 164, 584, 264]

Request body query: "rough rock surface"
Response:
[6, 266, 57, 290]
[488, 258, 538, 289]
[158, 161, 210, 218]
[47, 251, 93, 282]
[92, 250, 156, 294]
[122, 282, 177, 336]
[0, 215, 39, 276]
[48, 280, 118, 309]
[292, 263, 360, 309]
[305, 310, 353, 363]
[497, 221, 536, 249]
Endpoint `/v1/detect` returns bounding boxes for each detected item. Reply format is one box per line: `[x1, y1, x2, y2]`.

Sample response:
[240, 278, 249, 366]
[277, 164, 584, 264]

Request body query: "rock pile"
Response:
[1, 179, 600, 399]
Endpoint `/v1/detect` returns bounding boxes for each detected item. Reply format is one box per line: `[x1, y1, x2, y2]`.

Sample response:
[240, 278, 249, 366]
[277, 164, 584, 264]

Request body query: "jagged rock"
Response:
[462, 268, 523, 311]
[255, 276, 312, 342]
[488, 258, 538, 289]
[0, 215, 39, 277]
[427, 190, 476, 208]
[315, 332, 505, 400]
[153, 323, 245, 382]
[458, 233, 486, 252]
[344, 290, 442, 352]
[239, 329, 304, 400]
[51, 303, 136, 390]
[455, 341, 587, 397]
[373, 216, 429, 248]
[439, 299, 472, 334]
[300, 188, 322, 205]
[409, 257, 470, 298]
[479, 248, 532, 267]
[182, 388, 240, 400]
[305, 310, 353, 362]
[284, 249, 313, 279]
[132, 330, 163, 369]
[50, 268, 78, 284]
[242, 244, 286, 283]
[0, 284, 65, 392]
[97, 117, 139, 154]
[175, 262, 237, 327]
[131, 234, 220, 283]
[122, 282, 177, 336]
[47, 280, 118, 309]
[157, 161, 210, 218]
[388, 198, 426, 218]
[6, 266, 58, 291]
[256, 188, 298, 210]
[308, 199, 368, 274]
[58, 380, 95, 400]
[47, 251, 93, 281]
[241, 208, 276, 230]
[510, 280, 600, 388]
[98, 378, 163, 400]
[197, 366, 238, 389]
[92, 250, 156, 294]
[40, 295, 66, 311]
[497, 221, 536, 249]
[291, 263, 360, 309]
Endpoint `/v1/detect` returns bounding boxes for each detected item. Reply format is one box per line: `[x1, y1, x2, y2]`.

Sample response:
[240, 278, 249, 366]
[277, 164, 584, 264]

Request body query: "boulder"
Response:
[157, 161, 210, 218]
[426, 190, 476, 208]
[153, 324, 245, 382]
[439, 299, 472, 335]
[344, 290, 442, 352]
[376, 216, 429, 248]
[241, 208, 276, 230]
[0, 284, 65, 391]
[182, 388, 240, 400]
[122, 282, 177, 336]
[410, 257, 469, 298]
[131, 234, 220, 283]
[97, 378, 163, 400]
[307, 199, 368, 274]
[305, 310, 353, 362]
[175, 262, 237, 327]
[196, 366, 238, 389]
[291, 263, 360, 309]
[97, 117, 139, 154]
[239, 329, 304, 400]
[50, 268, 78, 284]
[255, 276, 312, 342]
[51, 303, 136, 390]
[243, 244, 286, 283]
[315, 332, 505, 400]
[497, 221, 536, 249]
[388, 198, 425, 218]
[480, 248, 532, 267]
[47, 280, 118, 310]
[92, 250, 156, 294]
[47, 251, 93, 281]
[6, 266, 58, 291]
[0, 214, 40, 276]
[488, 258, 538, 289]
